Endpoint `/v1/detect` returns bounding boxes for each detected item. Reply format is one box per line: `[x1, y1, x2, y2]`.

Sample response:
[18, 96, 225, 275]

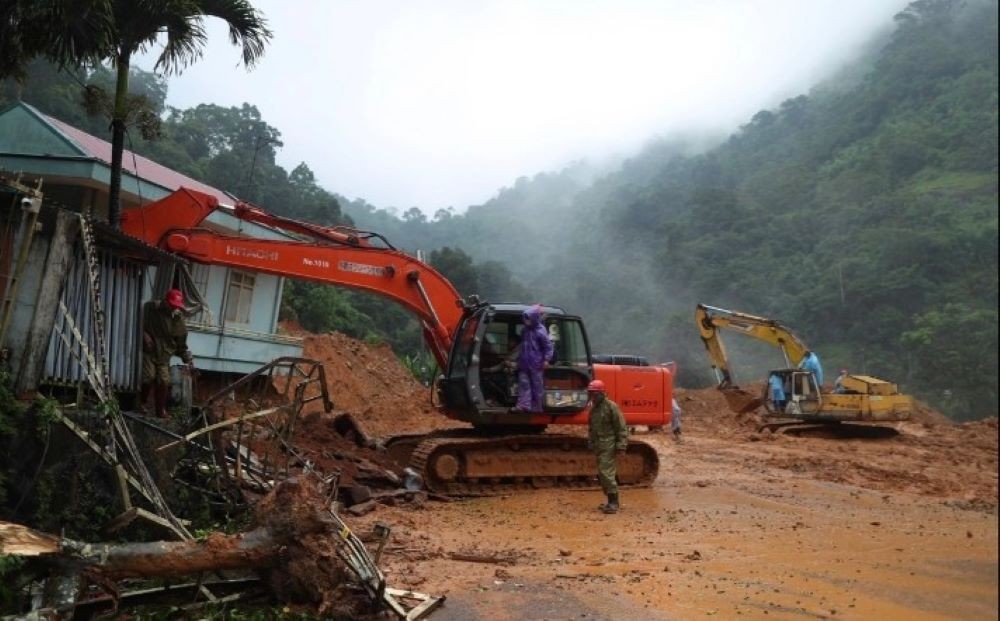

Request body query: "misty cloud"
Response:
[135, 0, 908, 213]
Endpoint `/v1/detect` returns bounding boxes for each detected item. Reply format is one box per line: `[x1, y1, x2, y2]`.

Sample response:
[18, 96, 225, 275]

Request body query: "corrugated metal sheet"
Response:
[43, 246, 145, 390]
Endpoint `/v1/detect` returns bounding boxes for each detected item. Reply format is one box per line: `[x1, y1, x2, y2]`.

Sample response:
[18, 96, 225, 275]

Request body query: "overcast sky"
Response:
[135, 0, 907, 214]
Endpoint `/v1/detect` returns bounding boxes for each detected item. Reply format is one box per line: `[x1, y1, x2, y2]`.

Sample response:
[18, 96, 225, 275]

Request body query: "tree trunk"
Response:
[0, 521, 281, 579]
[0, 478, 353, 610]
[81, 528, 284, 579]
[107, 52, 131, 229]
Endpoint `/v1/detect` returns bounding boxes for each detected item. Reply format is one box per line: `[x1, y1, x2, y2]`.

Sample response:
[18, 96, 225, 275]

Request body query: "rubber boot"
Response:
[601, 493, 620, 514]
[154, 382, 170, 419]
[597, 494, 610, 511]
[137, 383, 152, 415]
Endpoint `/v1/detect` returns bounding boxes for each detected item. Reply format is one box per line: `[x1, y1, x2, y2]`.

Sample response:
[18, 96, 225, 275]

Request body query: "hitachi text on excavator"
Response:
[122, 188, 671, 494]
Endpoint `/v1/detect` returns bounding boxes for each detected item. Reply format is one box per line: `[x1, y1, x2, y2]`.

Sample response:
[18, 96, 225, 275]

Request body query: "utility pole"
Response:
[242, 135, 278, 201]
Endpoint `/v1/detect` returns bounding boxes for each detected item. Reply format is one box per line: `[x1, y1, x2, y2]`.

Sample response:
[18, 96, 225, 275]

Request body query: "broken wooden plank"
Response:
[446, 552, 515, 565]
[115, 464, 133, 511]
[54, 411, 157, 507]
[156, 406, 284, 452]
[383, 587, 445, 621]
[0, 521, 60, 556]
[103, 507, 140, 535]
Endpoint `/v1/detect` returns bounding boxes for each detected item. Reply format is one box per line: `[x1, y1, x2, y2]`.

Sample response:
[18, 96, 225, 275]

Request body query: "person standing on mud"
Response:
[512, 305, 553, 413]
[670, 397, 683, 442]
[587, 379, 628, 514]
[140, 289, 194, 418]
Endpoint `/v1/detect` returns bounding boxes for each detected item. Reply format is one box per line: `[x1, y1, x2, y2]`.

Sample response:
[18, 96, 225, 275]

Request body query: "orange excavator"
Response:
[122, 188, 670, 493]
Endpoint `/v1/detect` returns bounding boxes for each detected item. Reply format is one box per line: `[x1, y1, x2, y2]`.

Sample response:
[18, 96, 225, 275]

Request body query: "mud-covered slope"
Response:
[282, 322, 466, 438]
[285, 324, 996, 503]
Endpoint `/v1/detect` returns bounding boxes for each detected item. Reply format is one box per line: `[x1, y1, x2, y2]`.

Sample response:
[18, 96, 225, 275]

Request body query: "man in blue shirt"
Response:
[768, 373, 787, 413]
[798, 350, 824, 388]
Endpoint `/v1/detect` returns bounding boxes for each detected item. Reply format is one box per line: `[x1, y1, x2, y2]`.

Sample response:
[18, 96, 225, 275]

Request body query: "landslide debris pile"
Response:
[283, 322, 465, 439]
[675, 387, 998, 506]
[278, 326, 995, 506]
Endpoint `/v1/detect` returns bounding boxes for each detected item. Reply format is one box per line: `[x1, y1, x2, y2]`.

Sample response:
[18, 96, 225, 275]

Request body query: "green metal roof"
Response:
[0, 102, 84, 157]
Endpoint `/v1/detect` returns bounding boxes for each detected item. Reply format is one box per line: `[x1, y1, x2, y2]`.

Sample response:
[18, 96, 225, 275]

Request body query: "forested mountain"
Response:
[347, 0, 998, 420]
[3, 0, 995, 420]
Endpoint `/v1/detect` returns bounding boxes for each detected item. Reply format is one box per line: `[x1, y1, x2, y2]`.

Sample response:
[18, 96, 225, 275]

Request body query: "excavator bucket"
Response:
[720, 386, 763, 414]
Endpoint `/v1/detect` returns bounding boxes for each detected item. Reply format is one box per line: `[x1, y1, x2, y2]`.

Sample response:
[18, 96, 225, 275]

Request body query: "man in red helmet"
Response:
[140, 289, 194, 418]
[586, 379, 628, 514]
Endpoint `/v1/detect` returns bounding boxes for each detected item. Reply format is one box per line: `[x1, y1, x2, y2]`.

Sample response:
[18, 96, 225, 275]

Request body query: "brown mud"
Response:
[285, 327, 999, 620]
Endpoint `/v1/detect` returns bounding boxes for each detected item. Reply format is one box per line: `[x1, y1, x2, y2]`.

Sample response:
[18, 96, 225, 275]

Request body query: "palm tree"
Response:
[102, 0, 272, 227]
[1, 0, 272, 228]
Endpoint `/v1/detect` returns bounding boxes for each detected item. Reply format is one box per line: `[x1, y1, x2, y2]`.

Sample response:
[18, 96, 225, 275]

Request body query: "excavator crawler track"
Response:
[402, 433, 659, 496]
[758, 420, 901, 439]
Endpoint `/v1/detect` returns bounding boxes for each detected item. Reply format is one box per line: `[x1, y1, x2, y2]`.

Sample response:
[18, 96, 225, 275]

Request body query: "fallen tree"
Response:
[1, 477, 416, 618]
[2, 522, 287, 579]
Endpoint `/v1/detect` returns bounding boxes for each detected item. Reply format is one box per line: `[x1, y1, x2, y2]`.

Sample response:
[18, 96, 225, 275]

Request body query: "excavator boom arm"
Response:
[122, 188, 464, 368]
[696, 303, 810, 385]
[165, 230, 462, 367]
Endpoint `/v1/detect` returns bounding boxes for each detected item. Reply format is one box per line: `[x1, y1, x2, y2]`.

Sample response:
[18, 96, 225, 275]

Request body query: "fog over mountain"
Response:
[136, 0, 907, 214]
[340, 0, 998, 421]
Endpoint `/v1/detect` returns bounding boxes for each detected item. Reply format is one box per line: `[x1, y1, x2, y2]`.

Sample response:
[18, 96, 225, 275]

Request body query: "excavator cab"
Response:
[762, 368, 822, 418]
[437, 303, 594, 425]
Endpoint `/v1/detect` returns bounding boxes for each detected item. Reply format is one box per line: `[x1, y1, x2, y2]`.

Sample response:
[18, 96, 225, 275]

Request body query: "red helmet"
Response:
[165, 288, 185, 309]
[587, 379, 606, 393]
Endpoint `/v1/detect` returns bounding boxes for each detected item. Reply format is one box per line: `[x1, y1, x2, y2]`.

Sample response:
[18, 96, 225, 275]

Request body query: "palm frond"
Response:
[0, 0, 113, 80]
[155, 10, 207, 73]
[46, 0, 115, 64]
[112, 0, 193, 61]
[197, 0, 272, 68]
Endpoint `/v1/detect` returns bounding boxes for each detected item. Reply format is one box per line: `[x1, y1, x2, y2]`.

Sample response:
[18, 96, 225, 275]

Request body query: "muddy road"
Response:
[292, 329, 998, 620]
[349, 427, 995, 621]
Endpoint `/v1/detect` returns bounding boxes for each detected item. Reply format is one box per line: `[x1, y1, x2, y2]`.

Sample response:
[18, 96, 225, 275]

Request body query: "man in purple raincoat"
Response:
[514, 305, 554, 413]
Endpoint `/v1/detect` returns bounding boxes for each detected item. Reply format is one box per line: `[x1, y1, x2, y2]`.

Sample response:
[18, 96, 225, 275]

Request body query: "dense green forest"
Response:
[346, 0, 999, 420]
[2, 0, 996, 420]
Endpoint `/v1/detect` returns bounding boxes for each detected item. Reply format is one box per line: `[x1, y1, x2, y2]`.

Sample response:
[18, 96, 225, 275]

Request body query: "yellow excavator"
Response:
[695, 304, 912, 423]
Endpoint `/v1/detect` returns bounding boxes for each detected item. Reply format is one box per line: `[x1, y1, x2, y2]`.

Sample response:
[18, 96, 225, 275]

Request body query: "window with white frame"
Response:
[224, 270, 255, 324]
[189, 263, 211, 324]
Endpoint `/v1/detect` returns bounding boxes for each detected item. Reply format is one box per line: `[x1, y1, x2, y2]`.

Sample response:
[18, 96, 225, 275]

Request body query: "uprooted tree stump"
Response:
[1, 477, 362, 617]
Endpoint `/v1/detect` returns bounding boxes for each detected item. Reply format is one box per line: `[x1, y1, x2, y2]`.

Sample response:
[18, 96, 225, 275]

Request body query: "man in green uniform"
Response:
[140, 288, 194, 418]
[587, 379, 628, 514]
